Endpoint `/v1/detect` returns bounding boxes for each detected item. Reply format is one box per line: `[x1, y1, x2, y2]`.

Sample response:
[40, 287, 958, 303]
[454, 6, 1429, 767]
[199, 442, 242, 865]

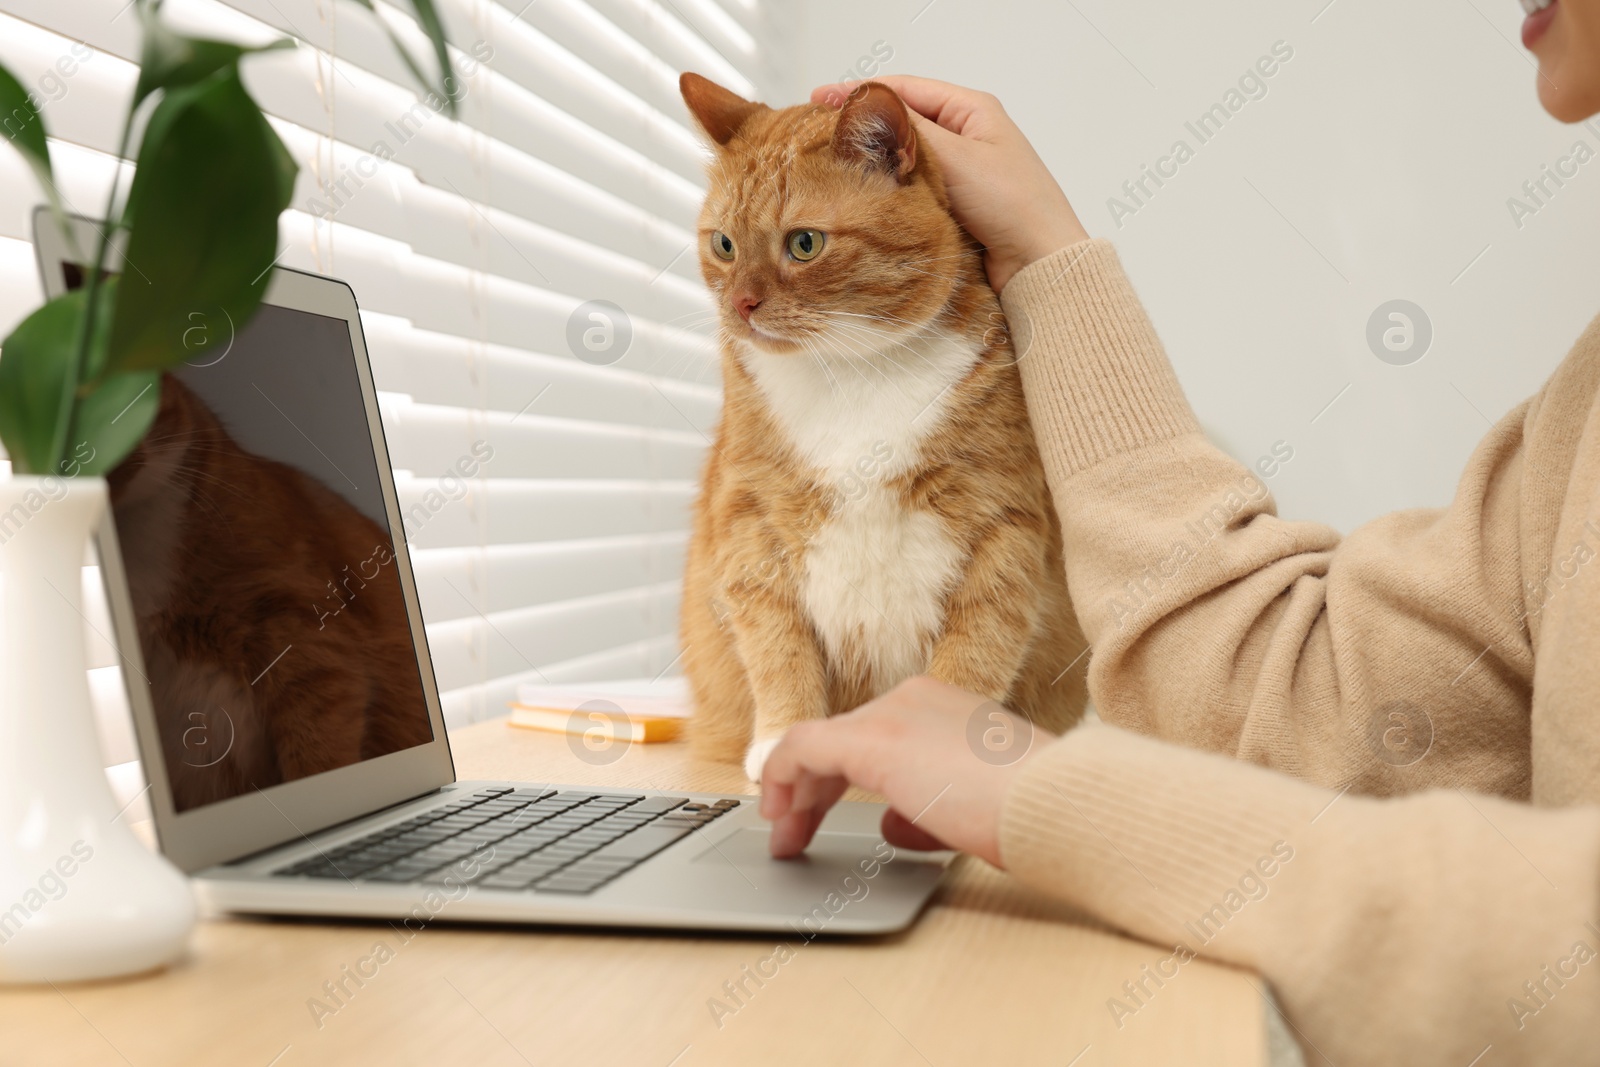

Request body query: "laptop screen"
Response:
[72, 275, 436, 813]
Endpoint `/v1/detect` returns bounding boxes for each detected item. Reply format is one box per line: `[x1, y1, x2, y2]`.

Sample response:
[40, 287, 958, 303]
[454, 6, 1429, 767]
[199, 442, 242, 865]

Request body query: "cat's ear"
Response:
[680, 72, 763, 147]
[831, 82, 917, 182]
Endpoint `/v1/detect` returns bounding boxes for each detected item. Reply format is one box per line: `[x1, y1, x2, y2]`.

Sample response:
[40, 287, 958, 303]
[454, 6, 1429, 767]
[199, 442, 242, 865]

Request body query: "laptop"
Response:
[32, 208, 949, 934]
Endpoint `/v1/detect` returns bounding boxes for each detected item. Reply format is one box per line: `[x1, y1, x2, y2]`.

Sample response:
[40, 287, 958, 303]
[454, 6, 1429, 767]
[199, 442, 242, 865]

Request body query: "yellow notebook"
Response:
[507, 682, 688, 744]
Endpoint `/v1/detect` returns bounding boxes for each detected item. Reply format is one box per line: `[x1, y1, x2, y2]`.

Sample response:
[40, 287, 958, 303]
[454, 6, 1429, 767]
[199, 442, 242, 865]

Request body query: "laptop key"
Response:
[408, 847, 476, 868]
[535, 874, 610, 893]
[363, 866, 432, 882]
[479, 872, 540, 890]
[588, 825, 693, 862]
[630, 796, 689, 814]
[563, 858, 633, 877]
[291, 861, 353, 879]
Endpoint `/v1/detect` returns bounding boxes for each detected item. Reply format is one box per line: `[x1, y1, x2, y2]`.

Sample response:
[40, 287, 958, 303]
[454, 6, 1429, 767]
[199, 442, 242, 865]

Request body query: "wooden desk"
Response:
[3, 720, 1267, 1066]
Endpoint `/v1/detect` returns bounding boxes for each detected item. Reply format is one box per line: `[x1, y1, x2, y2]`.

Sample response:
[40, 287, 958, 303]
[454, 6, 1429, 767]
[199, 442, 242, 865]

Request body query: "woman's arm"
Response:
[1001, 720, 1600, 1067]
[1003, 240, 1534, 794]
[759, 681, 1600, 1066]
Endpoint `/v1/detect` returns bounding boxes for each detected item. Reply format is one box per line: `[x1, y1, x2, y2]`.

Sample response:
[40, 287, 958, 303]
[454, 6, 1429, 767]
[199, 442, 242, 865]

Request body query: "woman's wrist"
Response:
[993, 217, 1092, 293]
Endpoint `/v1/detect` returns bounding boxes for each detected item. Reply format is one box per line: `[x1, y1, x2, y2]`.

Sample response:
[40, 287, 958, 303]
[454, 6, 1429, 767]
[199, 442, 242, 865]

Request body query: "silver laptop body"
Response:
[33, 209, 948, 935]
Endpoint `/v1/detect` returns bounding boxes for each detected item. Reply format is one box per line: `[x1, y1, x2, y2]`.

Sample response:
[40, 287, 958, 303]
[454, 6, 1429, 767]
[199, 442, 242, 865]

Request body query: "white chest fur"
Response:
[740, 329, 980, 692]
[799, 488, 964, 690]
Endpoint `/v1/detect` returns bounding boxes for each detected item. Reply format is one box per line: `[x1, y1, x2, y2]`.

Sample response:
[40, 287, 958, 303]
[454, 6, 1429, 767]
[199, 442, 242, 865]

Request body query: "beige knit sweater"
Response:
[997, 239, 1600, 1066]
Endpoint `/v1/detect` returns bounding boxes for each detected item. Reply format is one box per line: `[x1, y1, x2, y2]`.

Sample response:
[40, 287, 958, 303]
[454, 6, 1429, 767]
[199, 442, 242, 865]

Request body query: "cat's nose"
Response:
[732, 292, 762, 322]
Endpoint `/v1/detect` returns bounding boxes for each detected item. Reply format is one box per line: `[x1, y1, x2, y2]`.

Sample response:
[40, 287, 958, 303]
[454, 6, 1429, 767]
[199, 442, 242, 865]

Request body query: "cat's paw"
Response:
[743, 735, 784, 783]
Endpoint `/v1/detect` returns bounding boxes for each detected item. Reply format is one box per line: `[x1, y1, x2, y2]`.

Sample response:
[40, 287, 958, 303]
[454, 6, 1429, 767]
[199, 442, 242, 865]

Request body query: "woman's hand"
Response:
[812, 75, 1090, 292]
[759, 676, 1052, 865]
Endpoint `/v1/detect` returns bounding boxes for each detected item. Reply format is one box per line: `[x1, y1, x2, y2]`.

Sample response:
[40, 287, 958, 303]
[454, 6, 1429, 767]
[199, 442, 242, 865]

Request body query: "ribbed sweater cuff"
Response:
[1000, 239, 1202, 478]
[1000, 723, 1332, 969]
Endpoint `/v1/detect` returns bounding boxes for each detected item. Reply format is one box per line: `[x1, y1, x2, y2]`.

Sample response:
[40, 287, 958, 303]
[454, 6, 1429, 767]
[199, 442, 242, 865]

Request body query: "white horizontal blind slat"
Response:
[397, 479, 695, 549]
[502, 0, 692, 131]
[0, 236, 43, 339]
[572, 0, 757, 97]
[411, 533, 687, 620]
[363, 314, 719, 431]
[438, 631, 679, 727]
[380, 400, 706, 480]
[704, 0, 764, 37]
[423, 580, 679, 692]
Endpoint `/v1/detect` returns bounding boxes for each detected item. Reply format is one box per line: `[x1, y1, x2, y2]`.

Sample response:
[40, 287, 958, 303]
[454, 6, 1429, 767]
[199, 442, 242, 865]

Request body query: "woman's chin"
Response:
[1532, 44, 1600, 122]
[1537, 72, 1592, 122]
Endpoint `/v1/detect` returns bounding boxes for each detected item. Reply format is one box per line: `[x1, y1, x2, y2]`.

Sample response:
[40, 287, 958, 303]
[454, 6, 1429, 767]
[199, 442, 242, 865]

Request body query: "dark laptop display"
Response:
[68, 273, 435, 812]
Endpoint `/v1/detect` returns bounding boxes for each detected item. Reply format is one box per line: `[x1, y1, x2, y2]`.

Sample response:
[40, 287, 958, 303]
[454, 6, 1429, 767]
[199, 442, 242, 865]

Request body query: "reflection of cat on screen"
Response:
[109, 374, 433, 812]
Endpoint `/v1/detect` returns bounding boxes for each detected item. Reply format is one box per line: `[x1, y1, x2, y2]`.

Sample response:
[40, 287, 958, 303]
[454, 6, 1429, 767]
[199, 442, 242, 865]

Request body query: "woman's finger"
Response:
[759, 777, 794, 820]
[789, 766, 849, 820]
[809, 83, 850, 107]
[759, 717, 870, 796]
[769, 803, 829, 858]
[881, 808, 950, 852]
[809, 75, 994, 136]
[901, 108, 970, 159]
[802, 89, 971, 166]
[852, 74, 987, 131]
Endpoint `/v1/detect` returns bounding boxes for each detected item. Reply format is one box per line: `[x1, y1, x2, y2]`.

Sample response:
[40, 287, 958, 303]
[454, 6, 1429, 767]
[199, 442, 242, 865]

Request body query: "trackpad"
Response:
[684, 827, 949, 930]
[693, 828, 883, 870]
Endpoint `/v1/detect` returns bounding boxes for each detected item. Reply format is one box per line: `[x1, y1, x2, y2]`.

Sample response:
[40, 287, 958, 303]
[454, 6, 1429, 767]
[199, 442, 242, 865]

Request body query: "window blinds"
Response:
[0, 0, 778, 806]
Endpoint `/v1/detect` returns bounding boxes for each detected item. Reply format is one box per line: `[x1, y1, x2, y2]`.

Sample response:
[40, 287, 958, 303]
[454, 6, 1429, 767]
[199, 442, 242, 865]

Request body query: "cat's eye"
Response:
[710, 231, 736, 261]
[787, 229, 825, 262]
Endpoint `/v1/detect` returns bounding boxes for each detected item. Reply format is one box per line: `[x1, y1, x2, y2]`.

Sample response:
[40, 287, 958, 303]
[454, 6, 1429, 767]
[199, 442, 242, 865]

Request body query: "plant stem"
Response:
[54, 93, 138, 474]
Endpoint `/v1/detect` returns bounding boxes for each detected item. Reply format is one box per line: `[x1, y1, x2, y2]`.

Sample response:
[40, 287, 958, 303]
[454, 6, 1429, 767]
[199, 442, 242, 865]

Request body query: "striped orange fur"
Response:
[677, 74, 1088, 781]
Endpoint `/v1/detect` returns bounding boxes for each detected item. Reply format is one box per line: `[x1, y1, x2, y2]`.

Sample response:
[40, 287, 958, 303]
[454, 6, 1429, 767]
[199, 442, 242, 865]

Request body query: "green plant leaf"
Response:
[0, 59, 61, 218]
[0, 291, 84, 475]
[105, 65, 296, 375]
[404, 0, 458, 116]
[134, 5, 293, 112]
[343, 0, 459, 117]
[69, 370, 161, 477]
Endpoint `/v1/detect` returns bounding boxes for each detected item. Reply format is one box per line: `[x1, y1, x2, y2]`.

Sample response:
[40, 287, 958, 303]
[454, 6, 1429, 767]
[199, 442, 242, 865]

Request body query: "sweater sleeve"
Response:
[1000, 240, 1535, 798]
[999, 723, 1600, 1067]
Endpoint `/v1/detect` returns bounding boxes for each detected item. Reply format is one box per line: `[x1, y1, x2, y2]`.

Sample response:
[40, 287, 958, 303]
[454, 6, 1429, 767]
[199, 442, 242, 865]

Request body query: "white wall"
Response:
[785, 0, 1600, 532]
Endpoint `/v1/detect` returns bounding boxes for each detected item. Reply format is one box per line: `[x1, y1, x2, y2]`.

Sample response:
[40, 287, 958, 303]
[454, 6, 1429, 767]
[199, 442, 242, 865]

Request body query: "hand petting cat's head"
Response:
[681, 74, 976, 356]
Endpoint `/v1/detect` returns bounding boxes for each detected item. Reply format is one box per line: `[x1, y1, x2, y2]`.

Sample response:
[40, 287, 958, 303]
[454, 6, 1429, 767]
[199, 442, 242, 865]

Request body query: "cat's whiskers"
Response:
[799, 321, 931, 409]
[813, 313, 928, 380]
[892, 264, 960, 282]
[812, 307, 920, 341]
[818, 309, 929, 334]
[179, 465, 254, 510]
[662, 310, 724, 331]
[801, 341, 842, 395]
[134, 435, 257, 508]
[896, 247, 986, 266]
[812, 329, 897, 403]
[804, 317, 903, 383]
[817, 320, 912, 382]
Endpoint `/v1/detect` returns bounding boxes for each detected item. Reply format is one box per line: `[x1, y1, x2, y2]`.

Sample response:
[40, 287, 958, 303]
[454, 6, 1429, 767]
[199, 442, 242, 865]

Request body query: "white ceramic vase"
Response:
[0, 475, 195, 983]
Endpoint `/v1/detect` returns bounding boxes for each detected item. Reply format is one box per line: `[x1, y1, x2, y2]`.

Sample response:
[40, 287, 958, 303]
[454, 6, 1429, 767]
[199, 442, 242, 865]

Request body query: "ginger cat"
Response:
[677, 74, 1090, 782]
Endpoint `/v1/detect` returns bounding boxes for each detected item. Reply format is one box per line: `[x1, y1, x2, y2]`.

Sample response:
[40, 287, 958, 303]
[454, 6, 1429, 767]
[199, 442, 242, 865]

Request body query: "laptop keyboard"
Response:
[276, 787, 740, 895]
